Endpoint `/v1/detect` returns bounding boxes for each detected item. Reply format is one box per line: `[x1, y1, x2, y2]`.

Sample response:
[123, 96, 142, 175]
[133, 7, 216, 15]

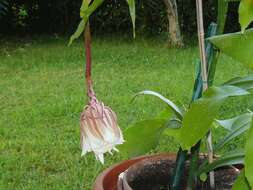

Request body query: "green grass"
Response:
[0, 36, 252, 190]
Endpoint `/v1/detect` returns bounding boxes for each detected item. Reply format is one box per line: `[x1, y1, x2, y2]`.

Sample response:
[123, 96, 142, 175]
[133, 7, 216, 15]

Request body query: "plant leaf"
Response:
[83, 0, 104, 19]
[245, 116, 253, 188]
[80, 0, 89, 18]
[217, 0, 229, 34]
[134, 90, 183, 120]
[69, 0, 104, 46]
[180, 98, 221, 150]
[69, 0, 135, 45]
[118, 119, 168, 157]
[157, 109, 173, 120]
[216, 117, 241, 131]
[208, 29, 253, 68]
[69, 20, 86, 46]
[239, 0, 253, 32]
[163, 127, 181, 141]
[232, 169, 251, 190]
[197, 150, 245, 176]
[203, 85, 249, 99]
[180, 86, 249, 150]
[216, 113, 252, 131]
[223, 75, 253, 90]
[126, 0, 136, 38]
[215, 113, 253, 151]
[160, 110, 181, 140]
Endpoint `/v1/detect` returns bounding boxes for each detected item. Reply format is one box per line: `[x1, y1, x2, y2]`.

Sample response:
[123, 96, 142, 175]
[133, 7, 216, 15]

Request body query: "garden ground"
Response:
[0, 36, 252, 190]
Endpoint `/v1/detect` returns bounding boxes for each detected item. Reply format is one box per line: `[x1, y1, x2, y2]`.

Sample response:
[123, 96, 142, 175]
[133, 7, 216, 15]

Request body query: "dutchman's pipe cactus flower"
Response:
[80, 24, 124, 164]
[80, 95, 124, 164]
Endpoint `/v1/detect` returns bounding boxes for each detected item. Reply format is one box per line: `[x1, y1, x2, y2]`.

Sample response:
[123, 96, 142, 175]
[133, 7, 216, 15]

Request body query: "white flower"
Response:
[80, 97, 124, 164]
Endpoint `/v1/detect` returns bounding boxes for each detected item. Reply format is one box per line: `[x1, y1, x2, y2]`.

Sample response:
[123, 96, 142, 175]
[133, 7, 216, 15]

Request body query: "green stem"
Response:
[187, 141, 201, 190]
[170, 148, 187, 190]
[170, 18, 218, 190]
[186, 23, 218, 190]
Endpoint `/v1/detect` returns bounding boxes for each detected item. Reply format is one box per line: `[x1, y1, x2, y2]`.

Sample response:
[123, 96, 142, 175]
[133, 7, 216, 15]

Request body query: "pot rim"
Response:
[93, 153, 177, 190]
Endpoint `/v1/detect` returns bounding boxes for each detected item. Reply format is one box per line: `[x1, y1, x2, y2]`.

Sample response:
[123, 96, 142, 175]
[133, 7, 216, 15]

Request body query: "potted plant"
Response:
[69, 0, 253, 189]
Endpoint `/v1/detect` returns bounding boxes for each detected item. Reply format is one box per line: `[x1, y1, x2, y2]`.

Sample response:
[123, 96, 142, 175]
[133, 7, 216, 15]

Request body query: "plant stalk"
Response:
[170, 148, 187, 190]
[170, 21, 218, 190]
[187, 22, 218, 190]
[187, 141, 201, 190]
[196, 0, 215, 188]
[84, 22, 95, 99]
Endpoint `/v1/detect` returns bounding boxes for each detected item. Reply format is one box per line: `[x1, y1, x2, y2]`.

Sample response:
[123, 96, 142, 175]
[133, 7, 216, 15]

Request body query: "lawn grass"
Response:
[0, 36, 252, 190]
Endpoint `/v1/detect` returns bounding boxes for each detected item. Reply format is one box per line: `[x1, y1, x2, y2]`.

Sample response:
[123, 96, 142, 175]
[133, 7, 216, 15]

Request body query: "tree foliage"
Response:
[0, 0, 242, 36]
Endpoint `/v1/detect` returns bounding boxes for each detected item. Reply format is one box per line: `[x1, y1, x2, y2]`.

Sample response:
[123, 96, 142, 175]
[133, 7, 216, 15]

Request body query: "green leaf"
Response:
[180, 86, 249, 150]
[163, 128, 181, 140]
[118, 119, 168, 157]
[157, 109, 173, 120]
[134, 90, 183, 120]
[69, 0, 104, 46]
[245, 116, 253, 188]
[82, 0, 104, 19]
[197, 150, 245, 176]
[126, 0, 136, 38]
[216, 113, 252, 131]
[215, 113, 253, 151]
[80, 0, 89, 18]
[232, 170, 251, 190]
[239, 0, 253, 32]
[217, 0, 241, 33]
[203, 85, 249, 99]
[160, 110, 181, 141]
[69, 0, 135, 44]
[208, 29, 253, 68]
[180, 98, 221, 150]
[223, 75, 253, 90]
[217, 0, 229, 34]
[69, 20, 86, 46]
[216, 117, 242, 131]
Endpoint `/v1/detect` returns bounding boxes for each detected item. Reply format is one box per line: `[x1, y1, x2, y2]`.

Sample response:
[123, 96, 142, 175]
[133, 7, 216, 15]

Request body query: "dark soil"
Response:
[122, 157, 240, 190]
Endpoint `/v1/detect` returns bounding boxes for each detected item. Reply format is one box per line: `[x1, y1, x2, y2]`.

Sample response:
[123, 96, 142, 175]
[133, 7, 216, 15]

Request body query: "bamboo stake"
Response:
[196, 0, 215, 189]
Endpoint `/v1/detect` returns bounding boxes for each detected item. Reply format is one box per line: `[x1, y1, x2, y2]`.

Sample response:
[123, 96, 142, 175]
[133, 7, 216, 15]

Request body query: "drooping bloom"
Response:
[80, 95, 124, 164]
[80, 23, 124, 164]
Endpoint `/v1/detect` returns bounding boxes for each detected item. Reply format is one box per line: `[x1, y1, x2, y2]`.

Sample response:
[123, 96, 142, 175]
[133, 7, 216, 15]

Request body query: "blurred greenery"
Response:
[0, 0, 241, 36]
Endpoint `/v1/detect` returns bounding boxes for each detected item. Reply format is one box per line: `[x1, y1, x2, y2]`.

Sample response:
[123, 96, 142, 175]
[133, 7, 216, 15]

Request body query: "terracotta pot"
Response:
[93, 154, 176, 190]
[93, 153, 240, 190]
